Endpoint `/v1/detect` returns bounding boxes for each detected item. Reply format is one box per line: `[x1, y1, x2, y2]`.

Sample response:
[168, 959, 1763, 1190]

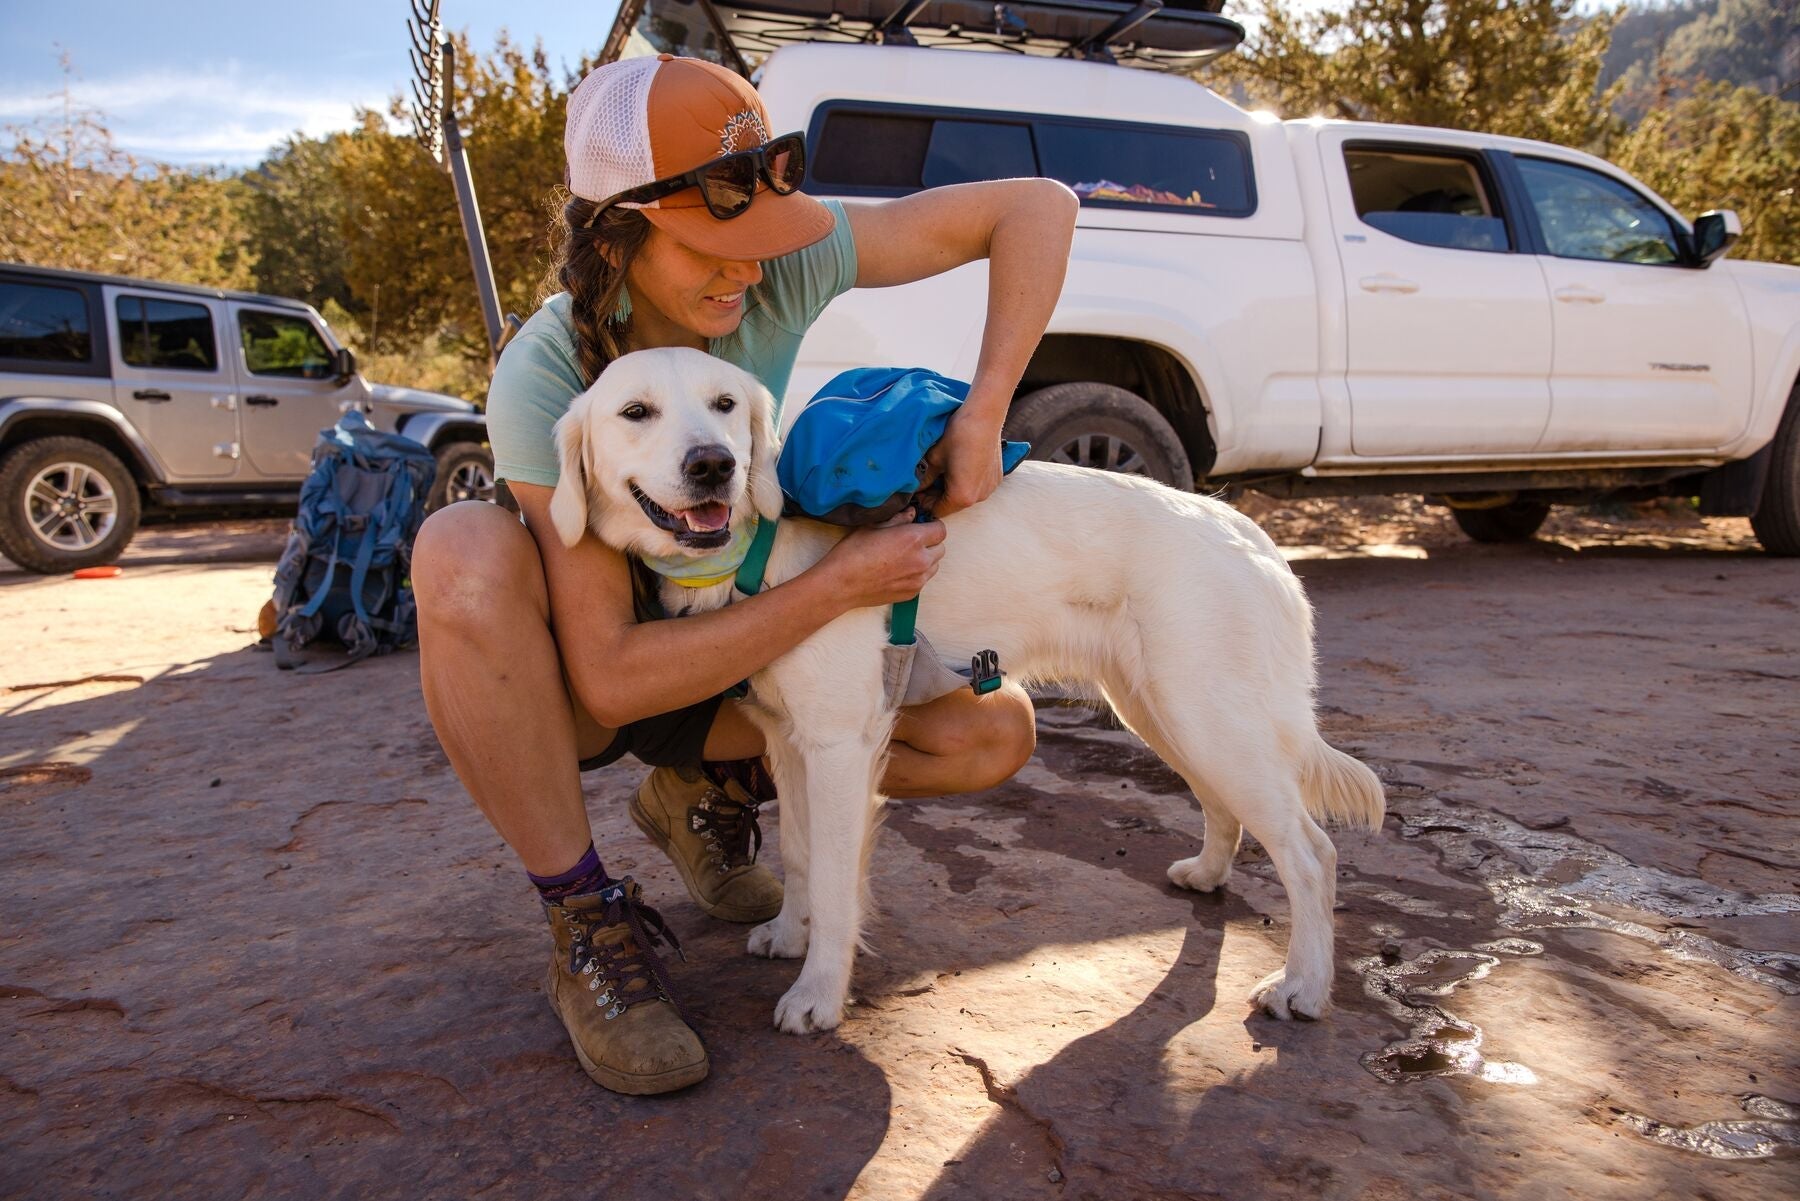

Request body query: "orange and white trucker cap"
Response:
[565, 54, 835, 260]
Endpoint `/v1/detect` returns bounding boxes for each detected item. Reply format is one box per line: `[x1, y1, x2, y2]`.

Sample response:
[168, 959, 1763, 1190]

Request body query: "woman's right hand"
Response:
[817, 509, 946, 609]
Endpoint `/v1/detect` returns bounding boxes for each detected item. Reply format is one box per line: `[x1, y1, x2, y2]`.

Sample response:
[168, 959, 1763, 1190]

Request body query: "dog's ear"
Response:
[549, 399, 594, 547]
[746, 375, 784, 522]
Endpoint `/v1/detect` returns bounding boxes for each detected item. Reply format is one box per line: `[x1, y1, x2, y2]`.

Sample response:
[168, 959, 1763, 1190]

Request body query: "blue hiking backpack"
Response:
[269, 409, 436, 672]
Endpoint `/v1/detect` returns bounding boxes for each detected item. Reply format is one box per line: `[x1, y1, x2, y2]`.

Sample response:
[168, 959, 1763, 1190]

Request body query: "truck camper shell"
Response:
[600, 0, 1245, 74]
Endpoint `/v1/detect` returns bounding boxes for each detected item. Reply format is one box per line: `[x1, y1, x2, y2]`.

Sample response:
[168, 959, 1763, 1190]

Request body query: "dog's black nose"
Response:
[683, 444, 736, 488]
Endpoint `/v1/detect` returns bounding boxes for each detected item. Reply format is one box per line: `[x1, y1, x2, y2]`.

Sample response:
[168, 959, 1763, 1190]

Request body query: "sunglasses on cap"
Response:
[584, 132, 808, 229]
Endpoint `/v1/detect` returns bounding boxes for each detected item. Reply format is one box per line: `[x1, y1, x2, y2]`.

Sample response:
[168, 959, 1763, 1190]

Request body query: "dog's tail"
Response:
[1299, 739, 1386, 832]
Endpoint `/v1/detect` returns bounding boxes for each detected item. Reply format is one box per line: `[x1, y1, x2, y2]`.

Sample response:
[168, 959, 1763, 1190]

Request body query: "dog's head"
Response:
[549, 347, 783, 557]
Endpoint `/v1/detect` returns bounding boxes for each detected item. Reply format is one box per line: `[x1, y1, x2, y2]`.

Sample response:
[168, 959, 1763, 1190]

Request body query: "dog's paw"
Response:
[773, 977, 847, 1034]
[1248, 968, 1331, 1021]
[747, 916, 809, 959]
[1167, 854, 1232, 893]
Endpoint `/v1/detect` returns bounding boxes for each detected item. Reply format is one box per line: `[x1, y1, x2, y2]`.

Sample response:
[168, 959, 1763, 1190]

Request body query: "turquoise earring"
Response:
[611, 284, 633, 325]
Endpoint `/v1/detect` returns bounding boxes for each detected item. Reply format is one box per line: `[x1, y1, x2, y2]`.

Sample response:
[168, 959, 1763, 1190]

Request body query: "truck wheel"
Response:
[0, 436, 142, 574]
[427, 441, 496, 511]
[1450, 499, 1550, 543]
[1749, 380, 1800, 556]
[1003, 382, 1192, 490]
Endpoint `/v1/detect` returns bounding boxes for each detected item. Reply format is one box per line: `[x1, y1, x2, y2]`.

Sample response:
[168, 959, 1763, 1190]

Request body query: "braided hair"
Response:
[541, 192, 653, 388]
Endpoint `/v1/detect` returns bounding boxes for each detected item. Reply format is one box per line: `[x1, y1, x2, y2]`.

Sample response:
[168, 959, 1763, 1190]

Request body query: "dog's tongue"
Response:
[679, 502, 730, 533]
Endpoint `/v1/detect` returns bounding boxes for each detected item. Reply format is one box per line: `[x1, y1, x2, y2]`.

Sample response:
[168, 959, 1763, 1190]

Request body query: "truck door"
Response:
[1321, 133, 1552, 457]
[106, 288, 239, 479]
[1508, 155, 1753, 452]
[231, 305, 360, 479]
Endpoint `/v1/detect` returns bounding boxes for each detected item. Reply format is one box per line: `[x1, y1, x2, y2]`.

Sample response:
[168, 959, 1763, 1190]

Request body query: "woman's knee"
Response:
[413, 501, 546, 627]
[976, 687, 1037, 787]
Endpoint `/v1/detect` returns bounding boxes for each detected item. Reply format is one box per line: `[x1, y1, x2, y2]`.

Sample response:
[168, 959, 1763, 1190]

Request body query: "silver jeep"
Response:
[0, 263, 493, 573]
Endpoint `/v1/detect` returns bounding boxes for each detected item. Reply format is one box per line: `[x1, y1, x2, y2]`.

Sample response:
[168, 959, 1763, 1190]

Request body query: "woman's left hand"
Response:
[923, 404, 1005, 517]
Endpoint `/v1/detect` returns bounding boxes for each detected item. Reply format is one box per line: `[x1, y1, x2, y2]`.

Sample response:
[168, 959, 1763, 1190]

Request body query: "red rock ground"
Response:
[1, 501, 1795, 1199]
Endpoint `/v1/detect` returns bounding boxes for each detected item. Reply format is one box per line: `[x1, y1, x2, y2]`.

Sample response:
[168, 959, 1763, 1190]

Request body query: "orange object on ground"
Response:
[72, 566, 123, 579]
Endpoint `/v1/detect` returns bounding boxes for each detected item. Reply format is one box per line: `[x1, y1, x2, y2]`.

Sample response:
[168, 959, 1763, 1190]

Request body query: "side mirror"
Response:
[332, 346, 358, 383]
[1690, 210, 1741, 267]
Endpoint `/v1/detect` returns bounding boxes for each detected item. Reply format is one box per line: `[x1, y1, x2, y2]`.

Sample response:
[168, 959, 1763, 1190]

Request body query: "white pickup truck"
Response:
[619, 1, 1800, 552]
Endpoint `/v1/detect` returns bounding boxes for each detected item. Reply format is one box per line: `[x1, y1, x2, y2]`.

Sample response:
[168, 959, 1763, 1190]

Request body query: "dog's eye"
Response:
[620, 403, 652, 422]
[714, 395, 736, 413]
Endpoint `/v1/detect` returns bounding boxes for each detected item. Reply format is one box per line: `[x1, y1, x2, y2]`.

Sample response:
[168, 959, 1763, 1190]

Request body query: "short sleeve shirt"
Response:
[486, 198, 858, 489]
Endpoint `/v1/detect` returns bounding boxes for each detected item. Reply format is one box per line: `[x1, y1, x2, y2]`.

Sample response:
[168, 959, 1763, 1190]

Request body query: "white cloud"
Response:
[0, 63, 391, 167]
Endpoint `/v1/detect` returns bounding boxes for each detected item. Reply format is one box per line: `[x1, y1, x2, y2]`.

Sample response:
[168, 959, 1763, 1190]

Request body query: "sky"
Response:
[0, 0, 627, 169]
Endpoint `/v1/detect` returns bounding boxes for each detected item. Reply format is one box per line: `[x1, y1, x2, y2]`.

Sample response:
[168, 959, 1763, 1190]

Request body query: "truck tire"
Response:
[1450, 499, 1550, 543]
[427, 441, 497, 511]
[1749, 380, 1800, 556]
[0, 436, 142, 574]
[1003, 382, 1192, 490]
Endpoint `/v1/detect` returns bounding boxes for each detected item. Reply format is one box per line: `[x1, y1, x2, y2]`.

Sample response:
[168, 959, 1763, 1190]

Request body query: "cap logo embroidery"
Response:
[720, 110, 769, 155]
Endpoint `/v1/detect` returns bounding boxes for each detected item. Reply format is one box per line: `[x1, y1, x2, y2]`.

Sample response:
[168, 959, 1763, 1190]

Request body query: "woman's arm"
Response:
[510, 482, 945, 728]
[845, 177, 1080, 515]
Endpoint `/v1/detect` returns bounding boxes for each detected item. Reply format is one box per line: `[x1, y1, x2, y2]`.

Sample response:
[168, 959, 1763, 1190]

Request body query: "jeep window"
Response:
[240, 310, 333, 379]
[809, 104, 1255, 215]
[1034, 123, 1252, 215]
[1344, 148, 1511, 253]
[1516, 157, 1681, 265]
[0, 281, 91, 362]
[116, 296, 218, 372]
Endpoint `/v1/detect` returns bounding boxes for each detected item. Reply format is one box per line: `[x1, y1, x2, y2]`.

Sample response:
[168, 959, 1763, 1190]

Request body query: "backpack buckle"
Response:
[969, 649, 1003, 696]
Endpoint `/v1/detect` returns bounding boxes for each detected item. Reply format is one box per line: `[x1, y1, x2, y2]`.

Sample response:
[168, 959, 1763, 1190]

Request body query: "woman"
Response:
[413, 54, 1077, 1095]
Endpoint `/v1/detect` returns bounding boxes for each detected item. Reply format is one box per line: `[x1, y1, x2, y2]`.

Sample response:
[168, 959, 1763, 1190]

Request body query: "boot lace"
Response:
[688, 788, 764, 873]
[564, 880, 693, 1027]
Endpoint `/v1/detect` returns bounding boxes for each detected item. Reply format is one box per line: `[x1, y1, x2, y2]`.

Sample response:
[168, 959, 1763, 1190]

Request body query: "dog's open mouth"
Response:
[629, 481, 733, 549]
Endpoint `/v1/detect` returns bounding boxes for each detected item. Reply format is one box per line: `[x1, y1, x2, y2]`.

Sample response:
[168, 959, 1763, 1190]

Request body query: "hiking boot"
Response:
[629, 765, 783, 923]
[542, 880, 708, 1095]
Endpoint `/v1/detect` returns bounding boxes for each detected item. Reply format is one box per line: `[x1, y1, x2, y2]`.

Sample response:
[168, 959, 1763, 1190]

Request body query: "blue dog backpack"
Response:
[269, 409, 437, 672]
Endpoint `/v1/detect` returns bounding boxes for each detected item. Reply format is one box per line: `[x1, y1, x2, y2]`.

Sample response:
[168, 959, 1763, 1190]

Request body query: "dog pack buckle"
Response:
[969, 649, 1003, 696]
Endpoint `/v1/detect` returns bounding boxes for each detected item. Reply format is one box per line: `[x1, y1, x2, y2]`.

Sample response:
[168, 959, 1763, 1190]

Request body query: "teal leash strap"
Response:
[733, 517, 778, 596]
[888, 597, 918, 646]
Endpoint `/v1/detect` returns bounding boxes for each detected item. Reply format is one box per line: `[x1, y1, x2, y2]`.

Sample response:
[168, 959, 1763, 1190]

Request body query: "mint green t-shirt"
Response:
[487, 199, 858, 489]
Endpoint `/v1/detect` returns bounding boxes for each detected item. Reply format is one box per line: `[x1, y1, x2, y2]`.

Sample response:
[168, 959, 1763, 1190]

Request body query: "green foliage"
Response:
[1607, 0, 1798, 117]
[0, 102, 253, 287]
[1612, 80, 1800, 264]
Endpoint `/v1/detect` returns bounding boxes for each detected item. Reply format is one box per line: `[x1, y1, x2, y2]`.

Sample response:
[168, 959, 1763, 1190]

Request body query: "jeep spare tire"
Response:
[0, 435, 142, 574]
[1004, 383, 1192, 490]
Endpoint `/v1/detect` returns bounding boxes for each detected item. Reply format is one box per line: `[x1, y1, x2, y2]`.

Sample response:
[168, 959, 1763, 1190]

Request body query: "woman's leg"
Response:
[413, 501, 614, 876]
[885, 680, 1037, 798]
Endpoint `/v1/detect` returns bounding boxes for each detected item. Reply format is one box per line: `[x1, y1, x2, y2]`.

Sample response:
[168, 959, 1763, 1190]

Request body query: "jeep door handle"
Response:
[1359, 274, 1420, 294]
[245, 394, 280, 406]
[132, 388, 171, 402]
[1555, 285, 1605, 304]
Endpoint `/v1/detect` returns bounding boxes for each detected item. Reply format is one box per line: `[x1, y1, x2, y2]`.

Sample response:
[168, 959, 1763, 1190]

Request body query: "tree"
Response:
[1216, 0, 1621, 149]
[243, 133, 354, 311]
[0, 99, 252, 287]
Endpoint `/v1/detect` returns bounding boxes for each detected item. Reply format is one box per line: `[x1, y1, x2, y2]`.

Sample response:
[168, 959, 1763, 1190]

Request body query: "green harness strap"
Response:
[734, 518, 918, 646]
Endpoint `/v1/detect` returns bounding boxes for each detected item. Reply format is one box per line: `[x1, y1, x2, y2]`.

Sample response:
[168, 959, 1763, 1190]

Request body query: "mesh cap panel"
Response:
[566, 57, 660, 204]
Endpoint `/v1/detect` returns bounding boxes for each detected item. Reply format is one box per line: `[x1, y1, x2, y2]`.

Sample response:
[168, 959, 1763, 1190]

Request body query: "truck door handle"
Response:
[245, 395, 280, 407]
[1359, 275, 1420, 294]
[1555, 286, 1605, 304]
[132, 388, 171, 402]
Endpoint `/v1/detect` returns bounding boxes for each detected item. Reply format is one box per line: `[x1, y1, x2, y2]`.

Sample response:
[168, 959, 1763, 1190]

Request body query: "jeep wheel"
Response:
[1450, 499, 1550, 543]
[0, 436, 142, 573]
[427, 441, 496, 511]
[1003, 383, 1192, 490]
[1749, 379, 1800, 556]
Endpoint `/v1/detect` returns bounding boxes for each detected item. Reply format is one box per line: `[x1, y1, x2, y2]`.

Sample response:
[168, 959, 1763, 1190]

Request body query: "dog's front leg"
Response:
[748, 737, 811, 960]
[772, 737, 881, 1034]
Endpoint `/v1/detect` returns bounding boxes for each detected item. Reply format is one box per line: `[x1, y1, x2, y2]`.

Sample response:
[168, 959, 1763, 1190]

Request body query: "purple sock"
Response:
[528, 844, 611, 903]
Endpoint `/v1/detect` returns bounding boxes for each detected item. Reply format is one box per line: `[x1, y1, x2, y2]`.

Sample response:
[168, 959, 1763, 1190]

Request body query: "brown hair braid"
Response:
[540, 192, 653, 387]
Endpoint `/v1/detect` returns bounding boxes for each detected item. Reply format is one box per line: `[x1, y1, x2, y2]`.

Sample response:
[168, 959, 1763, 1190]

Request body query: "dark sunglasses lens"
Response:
[700, 155, 756, 218]
[765, 135, 805, 194]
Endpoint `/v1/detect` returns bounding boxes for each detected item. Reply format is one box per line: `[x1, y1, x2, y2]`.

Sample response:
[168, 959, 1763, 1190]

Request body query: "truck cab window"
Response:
[1515, 157, 1680, 265]
[1345, 148, 1510, 252]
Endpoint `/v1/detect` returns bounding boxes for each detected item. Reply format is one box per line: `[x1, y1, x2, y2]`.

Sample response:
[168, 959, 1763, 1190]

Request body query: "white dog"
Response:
[551, 348, 1384, 1034]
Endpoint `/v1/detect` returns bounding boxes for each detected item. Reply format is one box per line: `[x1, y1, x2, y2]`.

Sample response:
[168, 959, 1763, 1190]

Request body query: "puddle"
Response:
[1394, 798, 1800, 995]
[1614, 1095, 1800, 1160]
[1354, 940, 1542, 1086]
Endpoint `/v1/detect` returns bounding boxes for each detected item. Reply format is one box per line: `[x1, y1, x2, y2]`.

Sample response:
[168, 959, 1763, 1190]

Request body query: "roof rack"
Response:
[600, 0, 1244, 76]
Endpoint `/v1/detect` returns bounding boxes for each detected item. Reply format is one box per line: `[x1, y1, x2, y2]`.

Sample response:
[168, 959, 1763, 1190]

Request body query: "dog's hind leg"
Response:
[748, 735, 811, 960]
[772, 737, 882, 1034]
[1234, 787, 1338, 1020]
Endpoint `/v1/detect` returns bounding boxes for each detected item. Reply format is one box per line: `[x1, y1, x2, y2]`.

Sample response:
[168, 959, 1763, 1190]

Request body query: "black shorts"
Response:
[577, 558, 725, 772]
